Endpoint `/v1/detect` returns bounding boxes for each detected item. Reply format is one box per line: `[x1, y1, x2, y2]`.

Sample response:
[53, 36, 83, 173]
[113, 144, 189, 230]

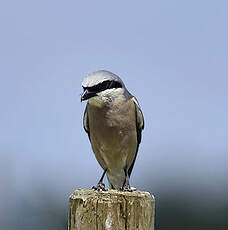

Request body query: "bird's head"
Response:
[81, 70, 127, 104]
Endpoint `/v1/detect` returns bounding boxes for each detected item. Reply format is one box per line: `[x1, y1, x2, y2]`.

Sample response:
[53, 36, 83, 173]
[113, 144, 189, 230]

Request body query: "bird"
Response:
[81, 70, 144, 191]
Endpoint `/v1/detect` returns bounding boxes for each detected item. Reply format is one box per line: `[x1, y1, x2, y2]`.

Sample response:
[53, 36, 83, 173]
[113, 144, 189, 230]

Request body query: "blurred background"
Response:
[0, 0, 228, 229]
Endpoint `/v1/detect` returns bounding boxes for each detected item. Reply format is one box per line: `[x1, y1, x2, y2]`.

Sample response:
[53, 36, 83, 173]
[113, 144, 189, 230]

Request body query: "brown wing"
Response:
[83, 103, 90, 140]
[128, 97, 144, 177]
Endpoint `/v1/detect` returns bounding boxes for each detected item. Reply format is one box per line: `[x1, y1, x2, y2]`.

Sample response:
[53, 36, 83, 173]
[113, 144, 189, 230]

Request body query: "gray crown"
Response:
[82, 70, 125, 88]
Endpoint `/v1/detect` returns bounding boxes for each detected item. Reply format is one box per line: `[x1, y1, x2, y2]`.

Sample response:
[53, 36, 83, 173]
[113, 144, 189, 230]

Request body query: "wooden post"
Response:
[68, 189, 155, 230]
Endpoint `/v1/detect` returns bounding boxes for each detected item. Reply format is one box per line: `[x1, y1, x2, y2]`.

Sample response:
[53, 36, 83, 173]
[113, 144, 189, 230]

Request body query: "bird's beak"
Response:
[81, 89, 97, 102]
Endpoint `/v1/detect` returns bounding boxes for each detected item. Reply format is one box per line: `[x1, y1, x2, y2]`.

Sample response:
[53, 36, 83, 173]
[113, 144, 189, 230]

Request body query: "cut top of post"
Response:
[69, 189, 155, 230]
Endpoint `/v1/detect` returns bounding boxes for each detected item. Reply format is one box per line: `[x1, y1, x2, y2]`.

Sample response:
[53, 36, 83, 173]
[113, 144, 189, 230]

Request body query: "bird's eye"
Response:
[108, 81, 122, 89]
[90, 84, 100, 92]
[86, 80, 122, 93]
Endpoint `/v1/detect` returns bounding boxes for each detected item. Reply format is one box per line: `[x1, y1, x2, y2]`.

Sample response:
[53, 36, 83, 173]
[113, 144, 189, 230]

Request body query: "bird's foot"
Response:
[92, 182, 107, 191]
[121, 184, 134, 192]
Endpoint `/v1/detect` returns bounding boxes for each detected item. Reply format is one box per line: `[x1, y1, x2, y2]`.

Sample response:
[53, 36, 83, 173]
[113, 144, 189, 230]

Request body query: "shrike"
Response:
[81, 70, 144, 191]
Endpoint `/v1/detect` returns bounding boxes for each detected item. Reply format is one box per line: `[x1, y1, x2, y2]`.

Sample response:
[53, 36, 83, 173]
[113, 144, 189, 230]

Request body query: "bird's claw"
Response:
[92, 182, 107, 191]
[121, 184, 134, 192]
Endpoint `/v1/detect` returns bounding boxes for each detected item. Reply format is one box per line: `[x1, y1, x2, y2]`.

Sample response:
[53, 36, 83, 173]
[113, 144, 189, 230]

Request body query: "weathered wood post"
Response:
[68, 189, 155, 230]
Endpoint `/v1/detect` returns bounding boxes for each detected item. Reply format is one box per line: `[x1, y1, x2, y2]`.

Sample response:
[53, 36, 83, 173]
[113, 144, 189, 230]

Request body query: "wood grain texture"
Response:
[68, 189, 155, 230]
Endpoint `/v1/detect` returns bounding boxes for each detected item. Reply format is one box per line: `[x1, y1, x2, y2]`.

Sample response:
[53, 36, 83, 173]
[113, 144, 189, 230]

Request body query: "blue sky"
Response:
[0, 0, 228, 202]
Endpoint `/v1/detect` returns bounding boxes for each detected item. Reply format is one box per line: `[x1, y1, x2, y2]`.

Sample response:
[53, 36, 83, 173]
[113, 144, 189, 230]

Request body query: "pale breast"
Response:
[87, 98, 137, 169]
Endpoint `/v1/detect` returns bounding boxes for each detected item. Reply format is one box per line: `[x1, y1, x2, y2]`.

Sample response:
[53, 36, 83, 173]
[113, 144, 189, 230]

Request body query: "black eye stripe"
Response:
[84, 80, 122, 93]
